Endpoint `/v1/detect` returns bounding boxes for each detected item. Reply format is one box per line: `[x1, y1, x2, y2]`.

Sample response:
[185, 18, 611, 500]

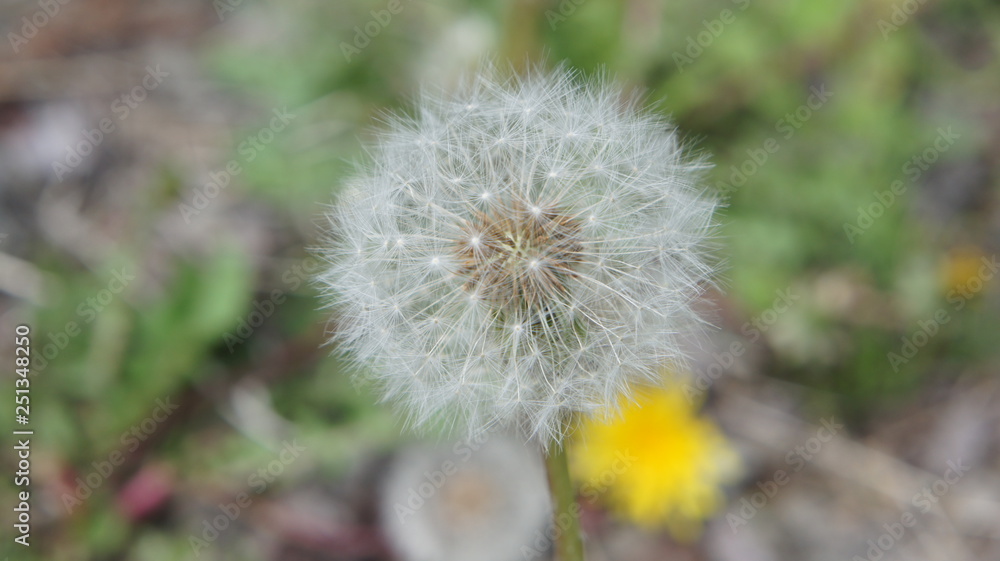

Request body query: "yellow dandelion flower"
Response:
[571, 381, 740, 541]
[941, 246, 989, 295]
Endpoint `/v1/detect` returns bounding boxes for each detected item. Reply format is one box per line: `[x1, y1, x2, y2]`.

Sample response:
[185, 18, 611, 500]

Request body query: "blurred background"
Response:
[1, 0, 999, 559]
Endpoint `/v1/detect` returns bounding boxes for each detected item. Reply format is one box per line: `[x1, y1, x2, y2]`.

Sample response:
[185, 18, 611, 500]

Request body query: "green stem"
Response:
[501, 0, 544, 71]
[544, 440, 585, 561]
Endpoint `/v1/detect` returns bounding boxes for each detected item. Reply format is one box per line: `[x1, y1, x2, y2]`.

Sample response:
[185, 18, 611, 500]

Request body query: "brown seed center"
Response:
[455, 200, 583, 310]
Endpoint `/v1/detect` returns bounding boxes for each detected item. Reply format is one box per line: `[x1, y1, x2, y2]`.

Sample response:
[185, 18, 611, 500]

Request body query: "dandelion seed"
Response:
[318, 65, 717, 447]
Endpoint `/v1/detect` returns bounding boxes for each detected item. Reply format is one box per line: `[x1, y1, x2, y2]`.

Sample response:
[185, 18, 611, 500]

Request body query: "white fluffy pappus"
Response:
[318, 65, 718, 446]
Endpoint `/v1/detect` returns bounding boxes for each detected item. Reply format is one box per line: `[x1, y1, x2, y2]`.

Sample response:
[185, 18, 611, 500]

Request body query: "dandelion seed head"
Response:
[319, 65, 717, 446]
[380, 437, 549, 561]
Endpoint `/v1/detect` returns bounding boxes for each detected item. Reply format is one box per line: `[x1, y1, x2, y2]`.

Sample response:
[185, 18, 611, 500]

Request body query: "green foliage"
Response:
[11, 0, 1000, 558]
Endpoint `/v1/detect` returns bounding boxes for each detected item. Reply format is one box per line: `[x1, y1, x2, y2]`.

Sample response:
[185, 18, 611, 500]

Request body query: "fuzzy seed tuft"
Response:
[318, 65, 718, 446]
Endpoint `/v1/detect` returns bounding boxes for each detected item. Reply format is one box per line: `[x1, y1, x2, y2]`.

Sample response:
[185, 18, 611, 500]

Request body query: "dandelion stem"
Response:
[544, 438, 585, 561]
